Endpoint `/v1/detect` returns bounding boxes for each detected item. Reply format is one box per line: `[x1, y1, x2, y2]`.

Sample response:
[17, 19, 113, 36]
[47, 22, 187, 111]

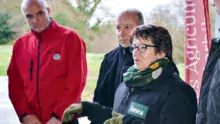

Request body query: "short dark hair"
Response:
[130, 25, 173, 62]
[119, 9, 144, 25]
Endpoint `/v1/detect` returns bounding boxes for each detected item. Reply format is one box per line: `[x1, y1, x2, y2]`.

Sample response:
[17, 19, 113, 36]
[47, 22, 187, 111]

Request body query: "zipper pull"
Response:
[29, 60, 33, 82]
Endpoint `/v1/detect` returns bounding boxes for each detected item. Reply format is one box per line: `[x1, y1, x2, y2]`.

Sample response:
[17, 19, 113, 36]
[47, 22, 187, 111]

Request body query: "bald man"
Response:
[7, 0, 87, 124]
[197, 0, 220, 124]
[93, 9, 144, 108]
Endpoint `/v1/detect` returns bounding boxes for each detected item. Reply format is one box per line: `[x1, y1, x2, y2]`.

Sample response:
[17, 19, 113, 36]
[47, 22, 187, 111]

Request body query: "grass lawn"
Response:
[0, 45, 185, 101]
[0, 45, 12, 76]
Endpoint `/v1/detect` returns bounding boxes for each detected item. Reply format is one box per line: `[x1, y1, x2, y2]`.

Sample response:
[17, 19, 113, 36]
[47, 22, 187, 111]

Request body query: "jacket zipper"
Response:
[120, 89, 131, 114]
[37, 35, 42, 121]
[29, 60, 33, 82]
[120, 49, 126, 83]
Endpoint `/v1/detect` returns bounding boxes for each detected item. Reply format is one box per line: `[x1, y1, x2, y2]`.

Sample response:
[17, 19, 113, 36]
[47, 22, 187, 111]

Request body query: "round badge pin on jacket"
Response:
[53, 53, 61, 60]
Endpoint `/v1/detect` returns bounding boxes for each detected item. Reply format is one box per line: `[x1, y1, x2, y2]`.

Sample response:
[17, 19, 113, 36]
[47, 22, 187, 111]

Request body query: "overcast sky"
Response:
[69, 0, 172, 25]
[70, 0, 172, 13]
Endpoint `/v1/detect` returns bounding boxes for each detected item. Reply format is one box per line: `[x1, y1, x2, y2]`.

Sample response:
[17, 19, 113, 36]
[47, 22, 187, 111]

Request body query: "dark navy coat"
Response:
[113, 63, 197, 124]
[93, 45, 133, 108]
[197, 38, 220, 124]
[81, 63, 197, 124]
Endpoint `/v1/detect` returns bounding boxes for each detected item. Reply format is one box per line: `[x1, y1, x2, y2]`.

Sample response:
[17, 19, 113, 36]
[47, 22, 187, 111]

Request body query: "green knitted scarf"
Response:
[123, 58, 169, 89]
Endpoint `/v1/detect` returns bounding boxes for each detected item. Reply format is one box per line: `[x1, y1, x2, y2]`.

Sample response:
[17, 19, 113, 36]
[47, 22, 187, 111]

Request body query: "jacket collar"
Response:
[118, 44, 132, 57]
[31, 18, 58, 39]
[118, 44, 131, 52]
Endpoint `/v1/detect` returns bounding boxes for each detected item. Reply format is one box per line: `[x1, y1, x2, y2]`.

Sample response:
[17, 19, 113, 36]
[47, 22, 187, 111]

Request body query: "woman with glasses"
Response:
[62, 25, 197, 124]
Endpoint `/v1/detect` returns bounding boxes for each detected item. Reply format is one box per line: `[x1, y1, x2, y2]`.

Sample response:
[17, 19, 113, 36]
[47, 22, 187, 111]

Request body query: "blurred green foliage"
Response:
[0, 12, 15, 44]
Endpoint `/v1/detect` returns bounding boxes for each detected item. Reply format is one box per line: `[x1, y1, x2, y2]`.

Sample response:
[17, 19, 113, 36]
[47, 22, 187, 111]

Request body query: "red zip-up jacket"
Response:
[7, 20, 87, 123]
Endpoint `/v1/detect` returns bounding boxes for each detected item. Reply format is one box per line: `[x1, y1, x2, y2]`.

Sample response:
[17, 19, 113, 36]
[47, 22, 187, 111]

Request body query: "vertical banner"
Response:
[184, 0, 211, 99]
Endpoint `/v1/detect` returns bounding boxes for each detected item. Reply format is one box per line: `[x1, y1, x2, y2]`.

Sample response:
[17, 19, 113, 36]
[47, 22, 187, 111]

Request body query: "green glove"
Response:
[62, 103, 83, 123]
[104, 111, 124, 124]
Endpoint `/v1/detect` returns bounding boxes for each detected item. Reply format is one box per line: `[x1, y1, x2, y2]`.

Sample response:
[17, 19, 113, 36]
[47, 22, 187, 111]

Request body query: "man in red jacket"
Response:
[7, 0, 87, 124]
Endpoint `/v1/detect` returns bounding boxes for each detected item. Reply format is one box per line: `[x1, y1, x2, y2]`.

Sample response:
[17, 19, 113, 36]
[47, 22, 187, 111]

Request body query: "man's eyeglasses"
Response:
[129, 44, 157, 53]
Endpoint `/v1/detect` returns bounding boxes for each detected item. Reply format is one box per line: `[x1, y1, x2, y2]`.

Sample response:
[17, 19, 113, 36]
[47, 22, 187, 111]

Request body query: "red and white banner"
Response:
[184, 0, 211, 99]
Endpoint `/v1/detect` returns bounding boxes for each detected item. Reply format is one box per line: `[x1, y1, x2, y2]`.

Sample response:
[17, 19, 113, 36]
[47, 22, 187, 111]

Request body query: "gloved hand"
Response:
[62, 103, 82, 123]
[104, 111, 124, 124]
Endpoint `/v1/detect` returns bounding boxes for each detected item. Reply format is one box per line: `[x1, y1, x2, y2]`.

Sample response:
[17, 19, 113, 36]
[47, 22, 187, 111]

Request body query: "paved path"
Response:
[0, 76, 90, 124]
